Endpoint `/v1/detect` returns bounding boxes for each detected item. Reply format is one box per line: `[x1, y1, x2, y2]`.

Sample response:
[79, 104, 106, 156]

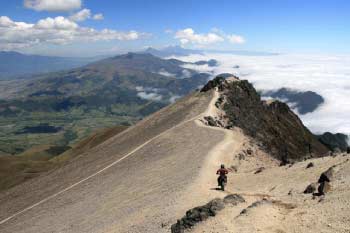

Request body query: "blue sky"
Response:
[0, 0, 349, 56]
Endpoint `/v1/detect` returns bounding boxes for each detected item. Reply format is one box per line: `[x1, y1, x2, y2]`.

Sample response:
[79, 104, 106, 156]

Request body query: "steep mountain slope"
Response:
[0, 51, 98, 79]
[0, 77, 339, 233]
[206, 77, 328, 162]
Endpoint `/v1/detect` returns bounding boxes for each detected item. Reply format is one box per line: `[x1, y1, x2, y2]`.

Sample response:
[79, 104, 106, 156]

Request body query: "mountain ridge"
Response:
[1, 77, 344, 233]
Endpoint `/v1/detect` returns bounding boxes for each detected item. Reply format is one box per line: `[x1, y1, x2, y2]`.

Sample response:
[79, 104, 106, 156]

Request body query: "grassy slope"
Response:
[0, 125, 127, 191]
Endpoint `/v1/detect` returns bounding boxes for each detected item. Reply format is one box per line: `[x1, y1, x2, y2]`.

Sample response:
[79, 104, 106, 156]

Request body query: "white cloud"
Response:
[171, 52, 350, 135]
[137, 92, 162, 101]
[227, 34, 245, 44]
[174, 28, 245, 47]
[24, 0, 82, 12]
[69, 8, 91, 22]
[0, 16, 15, 27]
[36, 16, 78, 30]
[157, 69, 175, 77]
[175, 28, 224, 46]
[0, 16, 145, 50]
[93, 13, 104, 20]
[169, 95, 181, 103]
[181, 69, 192, 78]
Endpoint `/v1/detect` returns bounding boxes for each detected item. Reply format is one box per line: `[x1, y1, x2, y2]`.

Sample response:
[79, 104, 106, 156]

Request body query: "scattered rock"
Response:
[215, 97, 224, 108]
[161, 222, 169, 228]
[254, 167, 265, 174]
[318, 167, 334, 183]
[318, 181, 331, 195]
[333, 147, 342, 154]
[203, 116, 217, 127]
[238, 153, 245, 160]
[246, 148, 253, 155]
[223, 194, 245, 205]
[306, 162, 314, 169]
[240, 199, 270, 215]
[304, 183, 318, 194]
[230, 165, 238, 172]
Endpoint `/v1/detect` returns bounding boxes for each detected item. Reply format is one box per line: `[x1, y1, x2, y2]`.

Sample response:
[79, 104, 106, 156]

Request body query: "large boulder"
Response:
[318, 167, 334, 183]
[171, 198, 225, 232]
[171, 194, 245, 233]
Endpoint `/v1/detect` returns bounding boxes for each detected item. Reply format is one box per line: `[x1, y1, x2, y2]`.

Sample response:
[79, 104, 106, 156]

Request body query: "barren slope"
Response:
[1, 77, 348, 233]
[0, 89, 229, 233]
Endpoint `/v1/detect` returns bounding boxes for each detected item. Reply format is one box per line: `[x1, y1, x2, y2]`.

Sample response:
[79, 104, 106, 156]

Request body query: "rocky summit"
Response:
[201, 76, 329, 162]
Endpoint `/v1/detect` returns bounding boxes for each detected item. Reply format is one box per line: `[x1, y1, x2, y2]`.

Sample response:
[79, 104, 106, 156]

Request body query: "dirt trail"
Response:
[0, 90, 229, 233]
[177, 89, 246, 210]
[176, 88, 350, 233]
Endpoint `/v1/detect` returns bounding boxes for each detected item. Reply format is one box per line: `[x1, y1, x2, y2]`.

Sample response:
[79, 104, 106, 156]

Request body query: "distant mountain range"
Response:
[262, 88, 325, 115]
[0, 51, 101, 79]
[142, 46, 279, 57]
[0, 53, 210, 155]
[143, 46, 203, 57]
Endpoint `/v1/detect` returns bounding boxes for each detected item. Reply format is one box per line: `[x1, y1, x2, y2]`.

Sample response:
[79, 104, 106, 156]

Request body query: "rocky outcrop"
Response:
[304, 167, 335, 196]
[211, 78, 328, 162]
[318, 167, 334, 183]
[171, 198, 224, 233]
[200, 76, 226, 92]
[171, 194, 245, 233]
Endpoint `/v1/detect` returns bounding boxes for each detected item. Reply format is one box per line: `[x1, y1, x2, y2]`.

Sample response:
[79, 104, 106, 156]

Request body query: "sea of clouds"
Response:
[170, 53, 350, 137]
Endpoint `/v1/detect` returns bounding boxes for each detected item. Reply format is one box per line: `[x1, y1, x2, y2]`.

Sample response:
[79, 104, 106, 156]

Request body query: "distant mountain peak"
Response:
[141, 45, 203, 57]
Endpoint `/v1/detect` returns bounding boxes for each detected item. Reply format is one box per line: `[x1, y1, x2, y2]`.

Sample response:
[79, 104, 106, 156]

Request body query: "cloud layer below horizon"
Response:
[171, 53, 350, 136]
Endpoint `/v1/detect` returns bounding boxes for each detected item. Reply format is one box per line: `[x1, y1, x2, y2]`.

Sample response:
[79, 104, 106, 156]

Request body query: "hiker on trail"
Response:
[216, 164, 229, 186]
